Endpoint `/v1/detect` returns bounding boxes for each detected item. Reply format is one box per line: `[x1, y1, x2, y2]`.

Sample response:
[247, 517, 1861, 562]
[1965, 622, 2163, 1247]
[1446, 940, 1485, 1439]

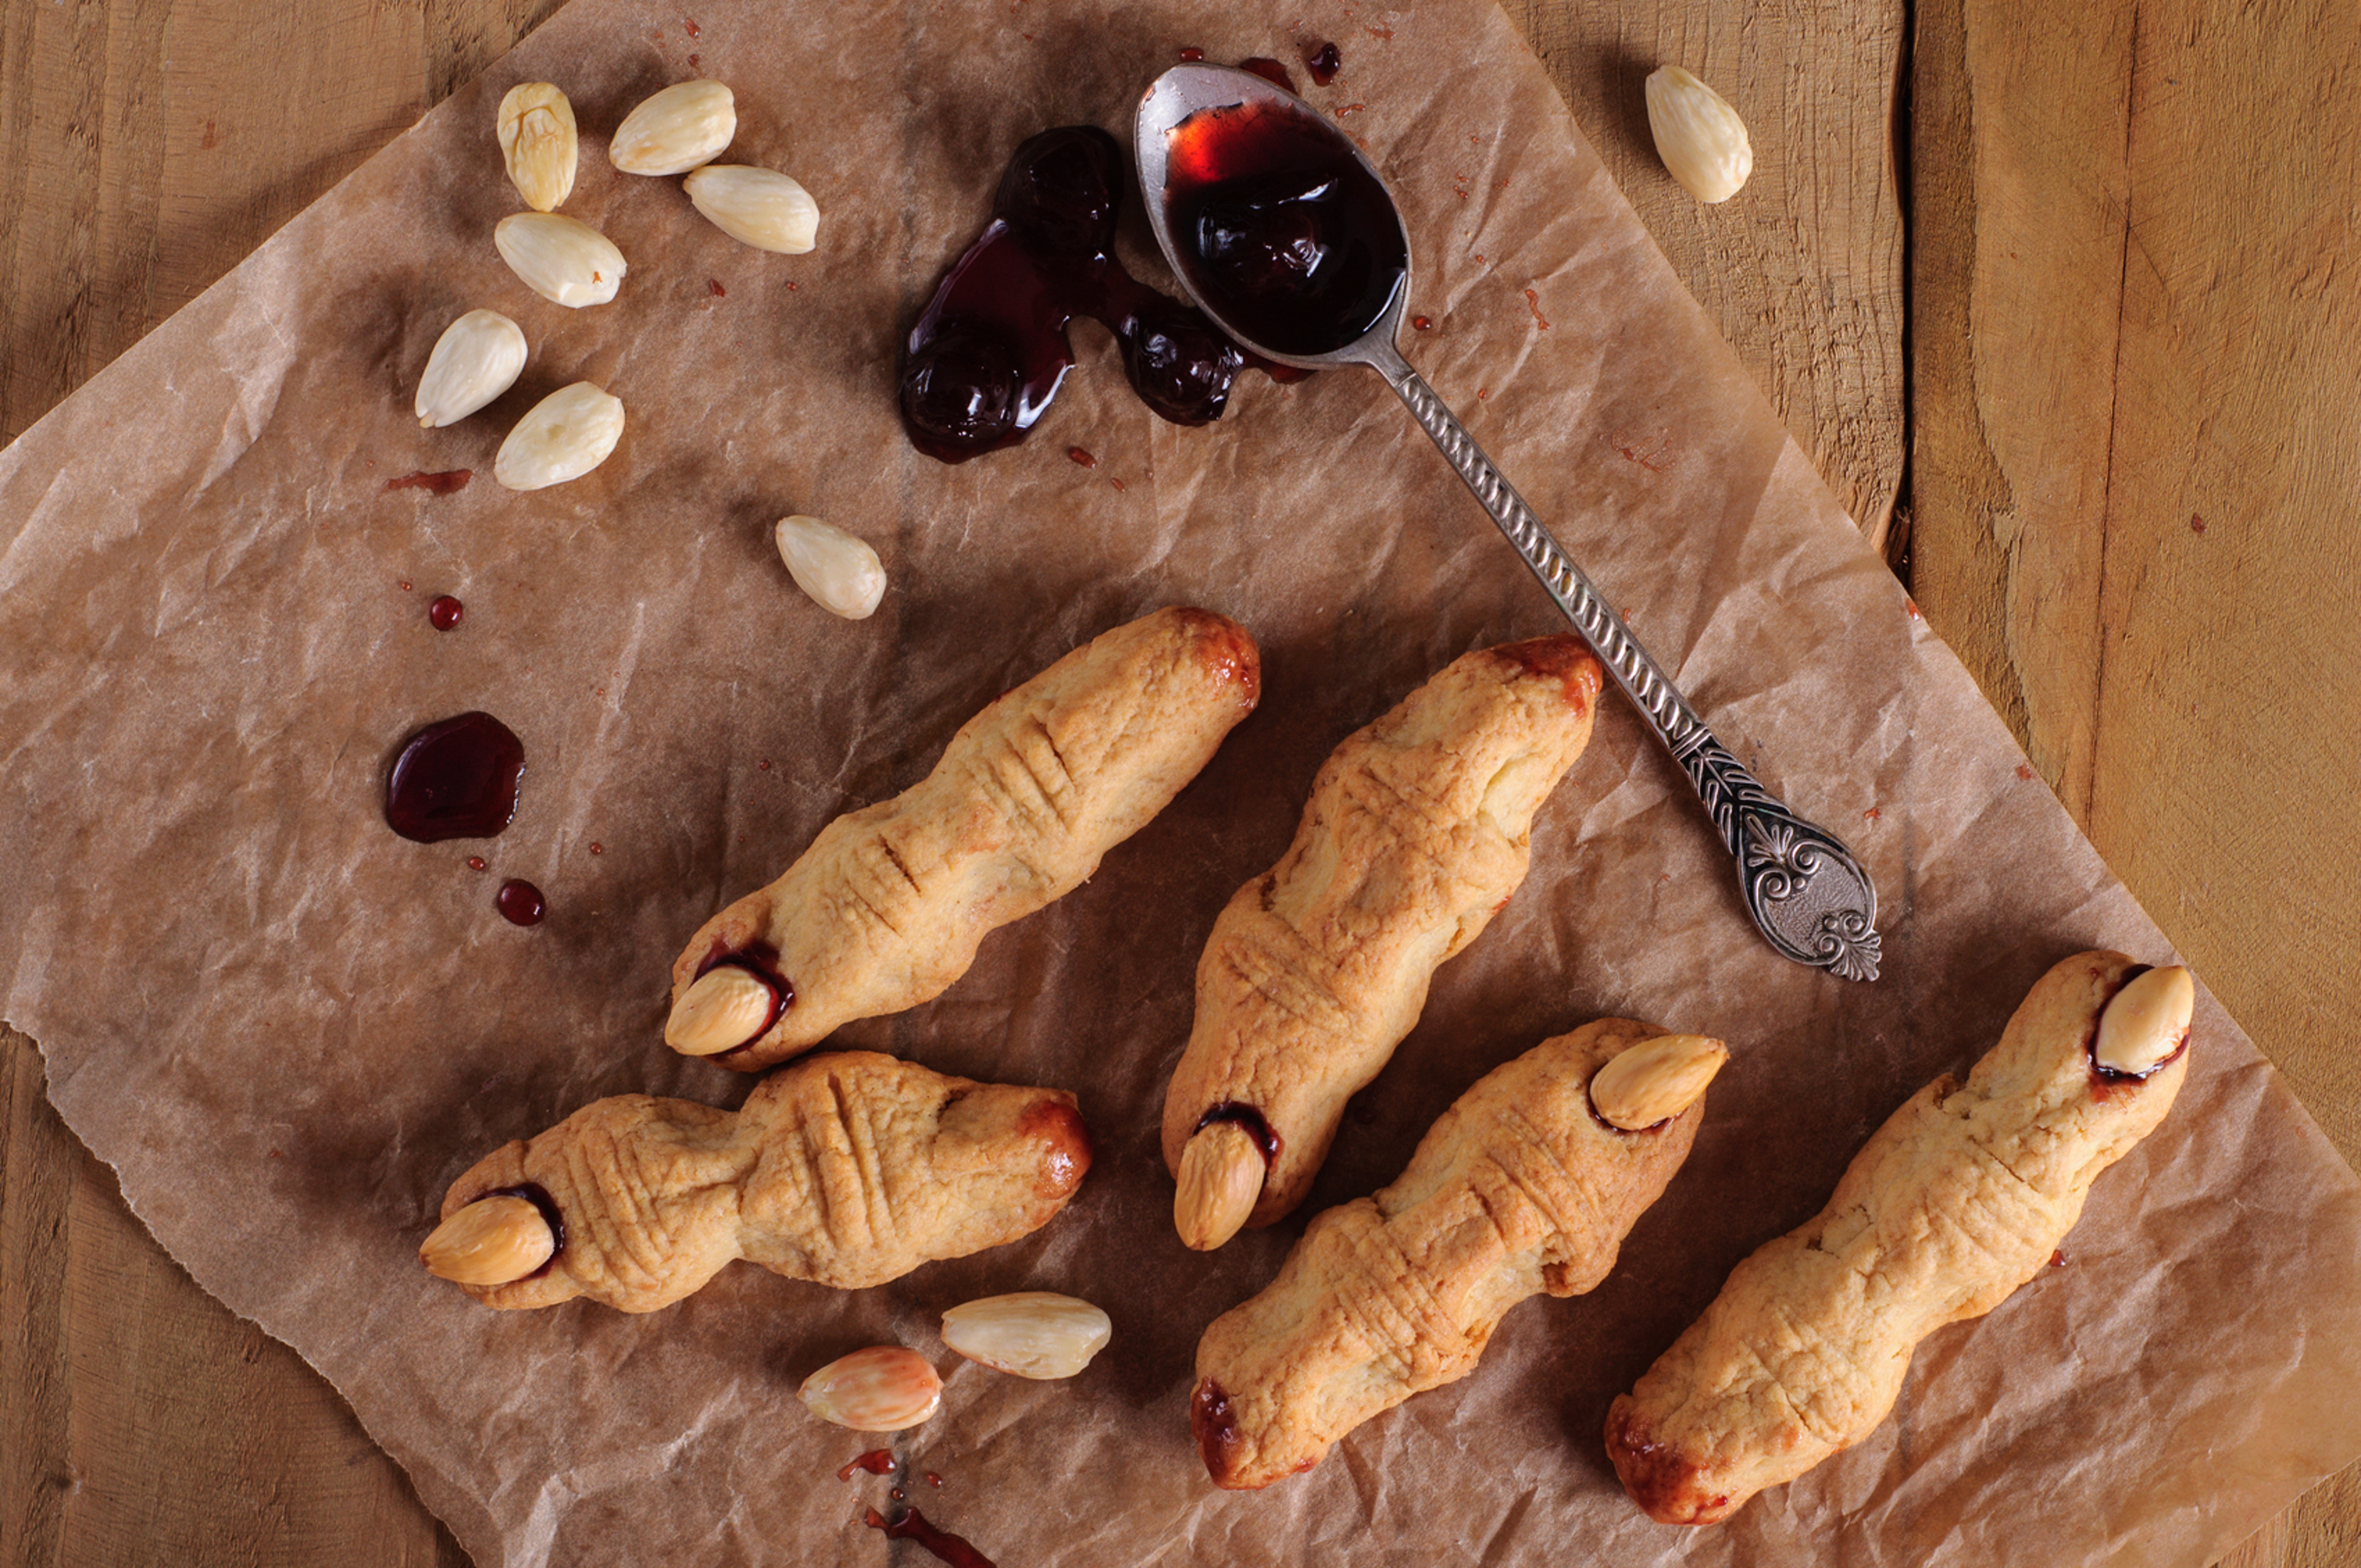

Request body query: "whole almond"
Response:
[419, 1195, 555, 1286]
[1589, 1032, 1728, 1131]
[414, 309, 528, 428]
[2093, 964, 2194, 1076]
[1174, 1120, 1265, 1251]
[799, 1346, 943, 1432]
[494, 382, 625, 491]
[609, 79, 736, 176]
[493, 212, 627, 308]
[774, 515, 885, 619]
[665, 965, 780, 1056]
[941, 1292, 1112, 1380]
[684, 165, 819, 253]
[1645, 65, 1754, 203]
[497, 82, 579, 212]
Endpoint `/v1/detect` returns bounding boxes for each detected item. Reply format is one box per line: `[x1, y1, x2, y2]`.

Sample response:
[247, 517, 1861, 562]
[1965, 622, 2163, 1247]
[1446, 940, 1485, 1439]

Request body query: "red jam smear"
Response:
[384, 469, 472, 495]
[837, 1449, 896, 1480]
[898, 125, 1301, 462]
[863, 1506, 996, 1567]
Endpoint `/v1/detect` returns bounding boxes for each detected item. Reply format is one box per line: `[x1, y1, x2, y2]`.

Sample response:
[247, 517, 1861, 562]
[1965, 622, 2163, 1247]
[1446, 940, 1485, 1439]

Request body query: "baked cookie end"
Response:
[1605, 1396, 1734, 1526]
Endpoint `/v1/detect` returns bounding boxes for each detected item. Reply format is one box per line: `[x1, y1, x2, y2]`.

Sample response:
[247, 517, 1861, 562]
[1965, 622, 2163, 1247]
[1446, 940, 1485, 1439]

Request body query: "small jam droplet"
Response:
[385, 713, 526, 843]
[1178, 46, 1205, 61]
[925, 1471, 944, 1488]
[1411, 315, 1433, 331]
[588, 842, 604, 855]
[1066, 446, 1097, 469]
[428, 595, 464, 630]
[890, 1487, 906, 1502]
[466, 856, 487, 871]
[1308, 42, 1342, 84]
[496, 879, 545, 926]
[708, 277, 726, 297]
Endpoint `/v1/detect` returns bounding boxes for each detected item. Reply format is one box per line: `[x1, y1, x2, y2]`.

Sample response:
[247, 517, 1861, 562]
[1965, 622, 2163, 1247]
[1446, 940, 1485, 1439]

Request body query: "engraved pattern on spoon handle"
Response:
[1379, 361, 1880, 981]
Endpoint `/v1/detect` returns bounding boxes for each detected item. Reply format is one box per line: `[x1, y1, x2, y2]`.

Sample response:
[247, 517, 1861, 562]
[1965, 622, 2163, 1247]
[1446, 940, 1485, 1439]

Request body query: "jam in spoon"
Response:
[1134, 64, 1879, 981]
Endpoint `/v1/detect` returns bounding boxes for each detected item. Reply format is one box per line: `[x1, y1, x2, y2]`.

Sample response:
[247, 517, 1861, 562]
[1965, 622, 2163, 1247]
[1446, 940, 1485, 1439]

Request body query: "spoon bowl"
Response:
[1133, 64, 1882, 981]
[1135, 65, 1413, 372]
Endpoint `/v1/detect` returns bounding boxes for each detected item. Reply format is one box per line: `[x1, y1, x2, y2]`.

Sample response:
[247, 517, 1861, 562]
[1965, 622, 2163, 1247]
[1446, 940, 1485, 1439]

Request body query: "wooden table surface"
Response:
[2, 0, 2354, 1562]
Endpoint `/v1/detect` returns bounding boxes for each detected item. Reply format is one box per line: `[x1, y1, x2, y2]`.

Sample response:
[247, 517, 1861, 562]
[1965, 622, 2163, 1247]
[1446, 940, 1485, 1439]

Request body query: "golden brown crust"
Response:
[1605, 951, 2189, 1525]
[673, 606, 1260, 1071]
[436, 1051, 1091, 1312]
[1160, 636, 1604, 1232]
[1192, 1018, 1704, 1488]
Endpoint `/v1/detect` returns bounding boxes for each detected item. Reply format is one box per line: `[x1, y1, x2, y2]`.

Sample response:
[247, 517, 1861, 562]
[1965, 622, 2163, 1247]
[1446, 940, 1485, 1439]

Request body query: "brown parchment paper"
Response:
[3, 0, 2359, 1563]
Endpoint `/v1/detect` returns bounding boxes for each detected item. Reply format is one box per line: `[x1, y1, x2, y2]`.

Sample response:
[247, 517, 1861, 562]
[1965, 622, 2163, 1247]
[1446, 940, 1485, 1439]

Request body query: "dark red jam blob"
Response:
[925, 1471, 944, 1488]
[385, 713, 524, 843]
[1238, 57, 1296, 93]
[384, 469, 472, 495]
[1178, 46, 1205, 62]
[863, 1506, 996, 1568]
[496, 879, 545, 925]
[1308, 42, 1342, 85]
[1165, 97, 1409, 357]
[837, 1449, 896, 1480]
[898, 125, 1301, 462]
[1193, 1101, 1281, 1163]
[428, 595, 464, 630]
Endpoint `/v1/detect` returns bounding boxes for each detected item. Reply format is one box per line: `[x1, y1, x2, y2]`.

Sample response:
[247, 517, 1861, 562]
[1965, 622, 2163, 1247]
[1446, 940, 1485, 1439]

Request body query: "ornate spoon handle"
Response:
[1372, 348, 1881, 981]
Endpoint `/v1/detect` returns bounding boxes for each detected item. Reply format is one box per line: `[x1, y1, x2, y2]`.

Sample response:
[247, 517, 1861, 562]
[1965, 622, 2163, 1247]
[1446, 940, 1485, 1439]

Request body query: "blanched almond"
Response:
[941, 1292, 1112, 1380]
[2094, 964, 2194, 1076]
[494, 382, 624, 491]
[414, 309, 528, 428]
[609, 79, 736, 176]
[799, 1346, 942, 1431]
[493, 212, 627, 308]
[419, 1195, 554, 1286]
[1645, 65, 1754, 204]
[774, 515, 885, 619]
[497, 82, 579, 212]
[1174, 1121, 1264, 1251]
[666, 965, 778, 1056]
[684, 165, 818, 253]
[1589, 1033, 1728, 1131]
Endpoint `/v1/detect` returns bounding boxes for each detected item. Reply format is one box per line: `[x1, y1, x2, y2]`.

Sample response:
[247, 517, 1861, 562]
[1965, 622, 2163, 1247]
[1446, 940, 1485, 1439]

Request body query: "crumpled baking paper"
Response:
[2, 0, 2356, 1563]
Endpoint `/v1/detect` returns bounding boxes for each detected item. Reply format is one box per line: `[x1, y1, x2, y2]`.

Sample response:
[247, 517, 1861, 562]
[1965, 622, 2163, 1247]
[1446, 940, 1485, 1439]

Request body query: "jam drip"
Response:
[1165, 97, 1409, 357]
[1193, 1101, 1281, 1163]
[863, 1506, 996, 1567]
[898, 125, 1300, 462]
[385, 712, 525, 843]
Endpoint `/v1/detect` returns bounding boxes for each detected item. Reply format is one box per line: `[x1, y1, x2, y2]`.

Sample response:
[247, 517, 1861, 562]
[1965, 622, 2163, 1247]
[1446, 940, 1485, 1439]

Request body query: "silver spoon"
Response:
[1135, 64, 1880, 981]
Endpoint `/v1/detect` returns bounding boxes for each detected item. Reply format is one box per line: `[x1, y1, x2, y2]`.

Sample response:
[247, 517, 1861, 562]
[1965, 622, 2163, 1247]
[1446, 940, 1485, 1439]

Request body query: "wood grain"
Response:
[1910, 0, 2361, 1556]
[1505, 0, 1909, 547]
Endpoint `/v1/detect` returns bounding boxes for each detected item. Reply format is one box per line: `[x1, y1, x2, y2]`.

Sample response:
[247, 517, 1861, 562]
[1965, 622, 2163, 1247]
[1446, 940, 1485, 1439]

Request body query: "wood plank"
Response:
[1503, 0, 1910, 547]
[1910, 0, 2361, 1561]
[0, 6, 557, 1560]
